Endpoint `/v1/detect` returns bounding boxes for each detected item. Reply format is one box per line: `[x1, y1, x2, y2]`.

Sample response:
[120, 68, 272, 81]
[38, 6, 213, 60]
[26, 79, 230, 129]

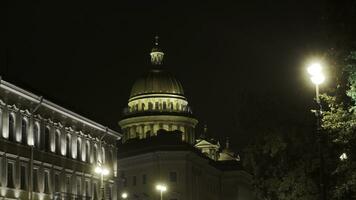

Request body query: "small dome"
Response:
[130, 69, 185, 98]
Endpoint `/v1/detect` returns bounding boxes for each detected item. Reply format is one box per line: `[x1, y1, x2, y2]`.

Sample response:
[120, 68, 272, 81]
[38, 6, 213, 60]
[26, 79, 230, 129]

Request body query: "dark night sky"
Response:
[4, 0, 331, 151]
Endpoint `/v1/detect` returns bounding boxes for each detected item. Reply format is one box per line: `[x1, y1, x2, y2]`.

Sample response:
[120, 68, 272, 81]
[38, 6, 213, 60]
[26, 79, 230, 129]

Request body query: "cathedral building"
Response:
[0, 79, 121, 200]
[118, 39, 198, 145]
[117, 39, 253, 200]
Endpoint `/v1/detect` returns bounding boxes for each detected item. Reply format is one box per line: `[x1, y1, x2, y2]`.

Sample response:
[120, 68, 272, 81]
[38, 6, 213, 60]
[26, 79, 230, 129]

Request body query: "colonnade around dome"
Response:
[126, 96, 191, 114]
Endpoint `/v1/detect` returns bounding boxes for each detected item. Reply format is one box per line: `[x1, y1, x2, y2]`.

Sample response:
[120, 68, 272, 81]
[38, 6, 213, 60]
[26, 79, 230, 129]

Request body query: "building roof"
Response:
[0, 78, 121, 139]
[129, 69, 185, 98]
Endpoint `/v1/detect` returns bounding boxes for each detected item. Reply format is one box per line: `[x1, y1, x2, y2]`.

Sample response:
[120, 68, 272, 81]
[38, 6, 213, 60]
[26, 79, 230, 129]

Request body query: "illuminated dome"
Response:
[130, 69, 185, 98]
[119, 36, 198, 145]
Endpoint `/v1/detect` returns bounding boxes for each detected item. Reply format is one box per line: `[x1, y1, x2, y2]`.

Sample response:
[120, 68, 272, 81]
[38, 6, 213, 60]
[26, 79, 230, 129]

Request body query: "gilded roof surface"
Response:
[130, 69, 185, 98]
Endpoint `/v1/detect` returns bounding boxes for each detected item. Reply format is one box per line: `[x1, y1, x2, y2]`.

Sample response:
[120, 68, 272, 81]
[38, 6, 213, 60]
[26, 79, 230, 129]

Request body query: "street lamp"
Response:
[121, 192, 128, 199]
[307, 61, 326, 200]
[94, 166, 110, 200]
[156, 184, 167, 200]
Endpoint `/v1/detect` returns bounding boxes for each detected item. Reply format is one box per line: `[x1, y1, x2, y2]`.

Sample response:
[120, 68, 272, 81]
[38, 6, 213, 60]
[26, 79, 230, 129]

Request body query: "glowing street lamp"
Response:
[121, 192, 128, 199]
[156, 184, 167, 200]
[340, 152, 348, 161]
[307, 61, 326, 200]
[94, 166, 110, 200]
[307, 62, 325, 103]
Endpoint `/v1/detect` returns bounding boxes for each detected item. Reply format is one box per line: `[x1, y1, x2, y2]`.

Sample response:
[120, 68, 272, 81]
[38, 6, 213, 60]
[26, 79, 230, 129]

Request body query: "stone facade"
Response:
[0, 80, 121, 200]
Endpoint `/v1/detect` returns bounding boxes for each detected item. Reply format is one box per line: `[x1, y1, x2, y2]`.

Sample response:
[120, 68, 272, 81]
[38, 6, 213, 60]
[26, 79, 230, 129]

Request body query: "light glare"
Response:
[121, 192, 128, 199]
[156, 184, 167, 192]
[340, 153, 348, 161]
[310, 73, 325, 85]
[307, 63, 322, 76]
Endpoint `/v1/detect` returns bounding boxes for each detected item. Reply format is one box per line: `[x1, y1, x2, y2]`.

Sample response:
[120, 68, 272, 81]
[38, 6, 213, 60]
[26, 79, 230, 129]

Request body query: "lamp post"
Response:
[307, 62, 326, 200]
[156, 184, 167, 200]
[95, 166, 109, 200]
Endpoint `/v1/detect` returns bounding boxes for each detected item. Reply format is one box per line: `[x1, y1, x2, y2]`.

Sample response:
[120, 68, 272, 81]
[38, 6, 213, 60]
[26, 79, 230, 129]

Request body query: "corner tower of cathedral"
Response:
[118, 37, 198, 144]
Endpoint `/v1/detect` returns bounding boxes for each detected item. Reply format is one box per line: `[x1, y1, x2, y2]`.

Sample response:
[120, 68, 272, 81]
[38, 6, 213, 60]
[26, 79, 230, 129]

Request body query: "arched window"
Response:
[33, 122, 40, 148]
[176, 102, 180, 111]
[55, 130, 61, 154]
[8, 113, 15, 142]
[66, 135, 71, 158]
[86, 142, 90, 163]
[163, 102, 167, 110]
[101, 147, 105, 164]
[21, 118, 28, 145]
[93, 145, 97, 164]
[77, 138, 81, 161]
[44, 127, 50, 151]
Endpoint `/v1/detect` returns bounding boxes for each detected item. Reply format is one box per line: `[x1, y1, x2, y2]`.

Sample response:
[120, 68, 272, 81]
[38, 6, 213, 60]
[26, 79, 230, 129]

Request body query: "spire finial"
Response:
[150, 36, 164, 65]
[155, 35, 159, 46]
[226, 137, 230, 149]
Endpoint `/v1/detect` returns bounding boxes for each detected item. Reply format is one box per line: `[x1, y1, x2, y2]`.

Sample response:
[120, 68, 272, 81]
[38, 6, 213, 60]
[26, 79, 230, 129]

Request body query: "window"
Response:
[142, 174, 147, 184]
[106, 186, 112, 200]
[33, 122, 40, 148]
[20, 165, 27, 190]
[33, 169, 39, 192]
[93, 145, 97, 163]
[169, 172, 177, 182]
[44, 171, 50, 193]
[7, 162, 15, 188]
[76, 178, 81, 195]
[77, 138, 81, 161]
[55, 130, 61, 154]
[85, 180, 90, 197]
[86, 142, 90, 163]
[93, 183, 98, 200]
[44, 127, 50, 151]
[132, 176, 136, 186]
[21, 118, 27, 145]
[66, 176, 71, 193]
[54, 174, 60, 192]
[8, 114, 15, 142]
[66, 135, 71, 158]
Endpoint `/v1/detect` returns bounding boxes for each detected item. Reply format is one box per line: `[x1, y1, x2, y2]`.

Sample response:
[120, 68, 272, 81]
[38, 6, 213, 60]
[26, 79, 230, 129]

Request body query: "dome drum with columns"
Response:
[119, 37, 198, 144]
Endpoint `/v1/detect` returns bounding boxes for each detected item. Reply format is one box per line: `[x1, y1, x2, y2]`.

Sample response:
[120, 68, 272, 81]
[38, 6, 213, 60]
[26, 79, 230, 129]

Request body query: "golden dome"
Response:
[130, 69, 185, 98]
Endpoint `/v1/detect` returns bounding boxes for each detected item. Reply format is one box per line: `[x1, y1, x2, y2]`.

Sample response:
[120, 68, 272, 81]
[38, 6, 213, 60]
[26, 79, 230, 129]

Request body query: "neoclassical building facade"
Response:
[0, 79, 121, 200]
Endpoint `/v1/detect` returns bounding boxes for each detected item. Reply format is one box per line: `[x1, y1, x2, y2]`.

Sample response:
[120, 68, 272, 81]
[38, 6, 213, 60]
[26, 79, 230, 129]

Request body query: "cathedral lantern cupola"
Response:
[150, 36, 164, 66]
